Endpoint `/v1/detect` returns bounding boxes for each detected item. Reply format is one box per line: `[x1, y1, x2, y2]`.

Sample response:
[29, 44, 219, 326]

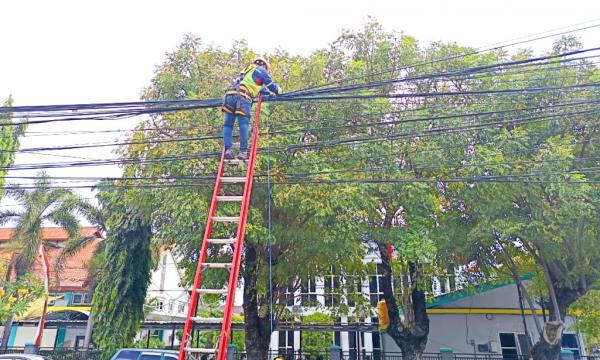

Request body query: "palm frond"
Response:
[77, 200, 107, 232]
[46, 188, 78, 208]
[11, 211, 44, 278]
[3, 184, 29, 203]
[3, 240, 24, 251]
[44, 208, 80, 238]
[33, 172, 52, 195]
[0, 209, 22, 226]
[54, 235, 97, 280]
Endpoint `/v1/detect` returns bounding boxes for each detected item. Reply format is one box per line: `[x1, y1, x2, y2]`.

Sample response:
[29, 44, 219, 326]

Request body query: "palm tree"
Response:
[0, 173, 91, 348]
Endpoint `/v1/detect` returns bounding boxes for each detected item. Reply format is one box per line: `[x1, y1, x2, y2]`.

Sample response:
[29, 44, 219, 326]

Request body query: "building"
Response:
[137, 249, 190, 347]
[0, 227, 190, 349]
[270, 262, 587, 358]
[1, 228, 588, 356]
[0, 227, 103, 348]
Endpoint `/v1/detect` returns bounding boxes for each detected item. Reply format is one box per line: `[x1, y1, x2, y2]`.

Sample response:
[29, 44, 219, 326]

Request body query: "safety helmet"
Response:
[253, 56, 270, 71]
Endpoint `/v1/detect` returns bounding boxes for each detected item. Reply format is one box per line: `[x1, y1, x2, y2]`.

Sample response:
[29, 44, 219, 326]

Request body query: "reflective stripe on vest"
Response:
[239, 64, 262, 97]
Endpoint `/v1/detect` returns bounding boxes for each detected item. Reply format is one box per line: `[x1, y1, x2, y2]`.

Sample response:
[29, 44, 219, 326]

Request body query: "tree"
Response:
[300, 312, 333, 356]
[437, 37, 600, 360]
[92, 188, 153, 360]
[0, 262, 43, 325]
[570, 290, 600, 351]
[91, 24, 600, 360]
[0, 173, 89, 347]
[0, 96, 27, 196]
[94, 33, 376, 358]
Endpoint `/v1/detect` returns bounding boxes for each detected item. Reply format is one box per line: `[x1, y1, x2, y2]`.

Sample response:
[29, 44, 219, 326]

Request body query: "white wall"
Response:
[382, 313, 578, 354]
[147, 250, 190, 320]
[11, 327, 57, 348]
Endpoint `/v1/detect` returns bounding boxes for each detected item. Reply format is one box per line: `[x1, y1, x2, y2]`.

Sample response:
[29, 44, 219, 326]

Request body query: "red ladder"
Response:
[178, 94, 264, 360]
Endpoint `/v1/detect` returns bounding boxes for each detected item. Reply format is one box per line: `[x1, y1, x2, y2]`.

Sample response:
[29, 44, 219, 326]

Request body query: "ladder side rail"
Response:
[178, 150, 227, 360]
[216, 94, 264, 359]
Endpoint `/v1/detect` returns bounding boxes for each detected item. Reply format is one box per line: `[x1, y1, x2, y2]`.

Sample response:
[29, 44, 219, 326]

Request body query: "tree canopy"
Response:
[91, 22, 600, 360]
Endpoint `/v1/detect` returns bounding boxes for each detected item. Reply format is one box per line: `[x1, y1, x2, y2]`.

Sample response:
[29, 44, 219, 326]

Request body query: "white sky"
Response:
[1, 0, 600, 206]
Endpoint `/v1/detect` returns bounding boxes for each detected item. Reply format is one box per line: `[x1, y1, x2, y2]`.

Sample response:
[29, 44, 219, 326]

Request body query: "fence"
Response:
[0, 347, 103, 360]
[1, 348, 598, 360]
[232, 351, 600, 360]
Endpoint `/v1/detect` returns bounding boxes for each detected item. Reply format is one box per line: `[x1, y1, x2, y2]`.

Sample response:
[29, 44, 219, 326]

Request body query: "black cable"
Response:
[7, 98, 598, 155]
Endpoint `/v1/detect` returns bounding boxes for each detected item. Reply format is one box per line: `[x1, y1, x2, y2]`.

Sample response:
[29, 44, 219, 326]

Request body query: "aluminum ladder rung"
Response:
[196, 288, 228, 295]
[220, 177, 247, 183]
[216, 196, 243, 202]
[190, 316, 223, 323]
[202, 262, 232, 269]
[207, 238, 237, 245]
[212, 216, 240, 222]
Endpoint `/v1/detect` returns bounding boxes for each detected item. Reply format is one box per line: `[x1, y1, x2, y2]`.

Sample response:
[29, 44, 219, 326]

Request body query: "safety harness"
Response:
[222, 64, 258, 116]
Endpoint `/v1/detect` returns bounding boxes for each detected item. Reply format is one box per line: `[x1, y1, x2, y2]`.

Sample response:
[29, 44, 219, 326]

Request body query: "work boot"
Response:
[224, 148, 234, 160]
[237, 150, 248, 161]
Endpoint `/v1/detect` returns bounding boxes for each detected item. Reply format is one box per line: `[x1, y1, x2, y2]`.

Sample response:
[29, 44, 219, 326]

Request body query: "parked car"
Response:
[110, 349, 179, 360]
[0, 355, 51, 360]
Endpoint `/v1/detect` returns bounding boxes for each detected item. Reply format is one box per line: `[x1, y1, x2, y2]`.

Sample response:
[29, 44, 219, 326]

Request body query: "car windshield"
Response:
[113, 350, 143, 359]
[138, 355, 162, 360]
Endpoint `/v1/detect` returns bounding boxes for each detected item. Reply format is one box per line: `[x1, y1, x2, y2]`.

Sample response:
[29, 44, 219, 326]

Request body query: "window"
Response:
[278, 331, 295, 356]
[150, 329, 162, 340]
[301, 277, 318, 306]
[285, 286, 296, 306]
[499, 333, 533, 358]
[139, 355, 162, 360]
[168, 301, 174, 312]
[178, 302, 186, 314]
[75, 336, 85, 349]
[334, 318, 341, 347]
[348, 329, 364, 360]
[371, 318, 382, 360]
[71, 293, 91, 305]
[517, 334, 531, 358]
[113, 350, 144, 359]
[346, 275, 363, 307]
[369, 267, 384, 307]
[156, 300, 164, 311]
[72, 293, 83, 304]
[324, 267, 341, 306]
[71, 292, 91, 305]
[562, 334, 580, 357]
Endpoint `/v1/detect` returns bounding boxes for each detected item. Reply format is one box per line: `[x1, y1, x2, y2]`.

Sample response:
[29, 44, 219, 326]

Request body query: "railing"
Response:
[0, 347, 103, 360]
[231, 351, 600, 360]
[1, 348, 598, 360]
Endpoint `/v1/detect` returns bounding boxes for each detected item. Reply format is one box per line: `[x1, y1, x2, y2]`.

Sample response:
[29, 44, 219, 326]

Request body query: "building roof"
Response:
[427, 274, 535, 309]
[0, 227, 104, 292]
[0, 227, 103, 242]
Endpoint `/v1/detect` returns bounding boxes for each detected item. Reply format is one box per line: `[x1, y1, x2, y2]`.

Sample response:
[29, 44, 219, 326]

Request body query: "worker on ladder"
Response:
[222, 56, 281, 160]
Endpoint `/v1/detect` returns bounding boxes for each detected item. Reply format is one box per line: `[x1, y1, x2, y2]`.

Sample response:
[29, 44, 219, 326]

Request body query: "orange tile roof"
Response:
[0, 227, 103, 242]
[0, 227, 103, 292]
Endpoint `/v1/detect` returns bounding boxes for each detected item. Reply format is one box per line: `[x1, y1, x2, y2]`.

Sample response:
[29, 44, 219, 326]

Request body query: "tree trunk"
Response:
[1, 318, 14, 348]
[531, 266, 585, 360]
[242, 244, 272, 359]
[531, 321, 564, 360]
[377, 243, 429, 360]
[34, 244, 50, 347]
[1, 254, 17, 348]
[84, 311, 94, 348]
[84, 276, 98, 348]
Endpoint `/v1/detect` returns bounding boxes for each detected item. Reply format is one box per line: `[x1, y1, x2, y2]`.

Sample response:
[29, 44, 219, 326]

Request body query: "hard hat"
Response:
[253, 56, 270, 71]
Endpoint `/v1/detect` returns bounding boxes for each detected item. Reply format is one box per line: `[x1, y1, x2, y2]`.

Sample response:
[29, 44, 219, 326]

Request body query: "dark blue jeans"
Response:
[222, 94, 251, 151]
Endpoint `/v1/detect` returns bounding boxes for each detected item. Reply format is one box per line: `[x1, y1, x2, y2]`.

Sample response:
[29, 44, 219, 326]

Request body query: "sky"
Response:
[1, 0, 600, 208]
